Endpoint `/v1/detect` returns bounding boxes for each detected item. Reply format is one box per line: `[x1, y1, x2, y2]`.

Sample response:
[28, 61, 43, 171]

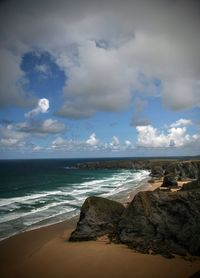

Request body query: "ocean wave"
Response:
[0, 201, 77, 224]
[0, 190, 64, 207]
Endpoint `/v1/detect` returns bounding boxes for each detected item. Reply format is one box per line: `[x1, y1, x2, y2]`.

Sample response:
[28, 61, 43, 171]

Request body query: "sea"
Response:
[0, 158, 150, 241]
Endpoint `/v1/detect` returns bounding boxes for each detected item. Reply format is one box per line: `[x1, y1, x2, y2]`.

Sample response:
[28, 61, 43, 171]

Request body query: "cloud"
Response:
[32, 145, 43, 151]
[52, 137, 66, 148]
[109, 136, 120, 150]
[1, 0, 200, 115]
[130, 97, 150, 126]
[51, 134, 133, 153]
[52, 137, 87, 151]
[0, 49, 35, 108]
[86, 133, 99, 146]
[0, 117, 65, 151]
[25, 98, 49, 118]
[18, 118, 65, 135]
[136, 120, 199, 149]
[48, 118, 200, 154]
[56, 100, 96, 119]
[57, 40, 133, 118]
[163, 78, 200, 111]
[34, 64, 50, 75]
[170, 118, 192, 128]
[0, 123, 28, 149]
[125, 140, 131, 147]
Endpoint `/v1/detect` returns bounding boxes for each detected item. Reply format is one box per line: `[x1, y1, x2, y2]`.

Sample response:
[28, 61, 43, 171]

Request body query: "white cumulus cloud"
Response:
[86, 133, 99, 146]
[109, 136, 120, 150]
[136, 119, 199, 149]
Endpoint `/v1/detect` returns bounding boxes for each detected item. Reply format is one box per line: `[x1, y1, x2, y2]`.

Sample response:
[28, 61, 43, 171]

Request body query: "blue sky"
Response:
[0, 0, 200, 159]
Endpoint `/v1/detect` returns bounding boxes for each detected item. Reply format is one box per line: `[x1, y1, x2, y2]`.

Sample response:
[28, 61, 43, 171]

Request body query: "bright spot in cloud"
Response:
[25, 98, 49, 118]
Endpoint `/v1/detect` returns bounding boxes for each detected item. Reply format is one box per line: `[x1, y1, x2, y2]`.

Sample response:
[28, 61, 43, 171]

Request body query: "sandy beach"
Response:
[0, 179, 200, 278]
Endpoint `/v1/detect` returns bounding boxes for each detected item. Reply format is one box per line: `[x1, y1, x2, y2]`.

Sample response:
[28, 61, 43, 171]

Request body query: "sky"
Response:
[0, 0, 200, 159]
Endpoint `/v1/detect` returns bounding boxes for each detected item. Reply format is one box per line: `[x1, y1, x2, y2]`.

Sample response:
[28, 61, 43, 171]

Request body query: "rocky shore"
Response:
[70, 159, 200, 258]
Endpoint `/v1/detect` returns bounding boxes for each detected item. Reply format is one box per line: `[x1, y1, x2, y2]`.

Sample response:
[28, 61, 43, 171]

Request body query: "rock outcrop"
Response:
[161, 175, 178, 188]
[117, 190, 200, 257]
[150, 165, 164, 178]
[70, 191, 200, 258]
[69, 196, 125, 241]
[164, 161, 200, 180]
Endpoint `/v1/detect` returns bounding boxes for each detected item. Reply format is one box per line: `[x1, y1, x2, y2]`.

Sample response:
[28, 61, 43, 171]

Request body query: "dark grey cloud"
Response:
[0, 118, 66, 150]
[0, 0, 200, 115]
[17, 119, 65, 135]
[130, 97, 150, 126]
[0, 49, 36, 108]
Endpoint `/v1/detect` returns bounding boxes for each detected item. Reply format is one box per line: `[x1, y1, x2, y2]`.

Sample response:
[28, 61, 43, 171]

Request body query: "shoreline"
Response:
[1, 179, 200, 278]
[0, 170, 151, 243]
[0, 175, 186, 243]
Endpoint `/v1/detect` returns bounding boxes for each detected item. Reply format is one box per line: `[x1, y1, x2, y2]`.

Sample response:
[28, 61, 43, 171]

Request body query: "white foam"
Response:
[22, 207, 76, 226]
[0, 200, 77, 224]
[0, 190, 64, 207]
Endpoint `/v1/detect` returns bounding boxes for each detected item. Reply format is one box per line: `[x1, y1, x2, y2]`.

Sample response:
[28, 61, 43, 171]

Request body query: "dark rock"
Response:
[150, 165, 164, 178]
[116, 190, 200, 257]
[161, 175, 178, 188]
[69, 196, 125, 241]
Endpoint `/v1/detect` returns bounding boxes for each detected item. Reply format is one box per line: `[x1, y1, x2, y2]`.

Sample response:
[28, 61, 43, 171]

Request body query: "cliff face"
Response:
[69, 196, 125, 241]
[117, 190, 200, 257]
[77, 159, 200, 180]
[164, 161, 200, 180]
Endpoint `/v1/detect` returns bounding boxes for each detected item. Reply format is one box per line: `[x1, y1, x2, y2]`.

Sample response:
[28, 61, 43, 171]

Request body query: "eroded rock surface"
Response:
[117, 190, 200, 257]
[69, 196, 125, 241]
[70, 191, 200, 258]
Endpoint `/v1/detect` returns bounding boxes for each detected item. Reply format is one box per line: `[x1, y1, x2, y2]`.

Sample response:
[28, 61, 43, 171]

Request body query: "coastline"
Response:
[0, 176, 187, 242]
[1, 179, 200, 278]
[0, 169, 151, 242]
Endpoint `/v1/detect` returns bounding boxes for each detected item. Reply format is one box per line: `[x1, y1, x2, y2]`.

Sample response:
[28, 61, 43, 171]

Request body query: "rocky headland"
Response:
[70, 159, 200, 258]
[77, 159, 200, 181]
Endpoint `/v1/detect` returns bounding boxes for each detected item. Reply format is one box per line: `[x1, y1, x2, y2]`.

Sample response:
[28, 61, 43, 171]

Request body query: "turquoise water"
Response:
[0, 158, 150, 240]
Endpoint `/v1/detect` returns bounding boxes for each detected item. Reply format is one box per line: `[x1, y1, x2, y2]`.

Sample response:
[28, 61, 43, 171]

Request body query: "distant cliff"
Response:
[77, 159, 200, 180]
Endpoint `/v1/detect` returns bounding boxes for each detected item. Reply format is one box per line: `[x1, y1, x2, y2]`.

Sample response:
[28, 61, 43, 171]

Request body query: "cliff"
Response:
[77, 159, 200, 180]
[117, 190, 200, 258]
